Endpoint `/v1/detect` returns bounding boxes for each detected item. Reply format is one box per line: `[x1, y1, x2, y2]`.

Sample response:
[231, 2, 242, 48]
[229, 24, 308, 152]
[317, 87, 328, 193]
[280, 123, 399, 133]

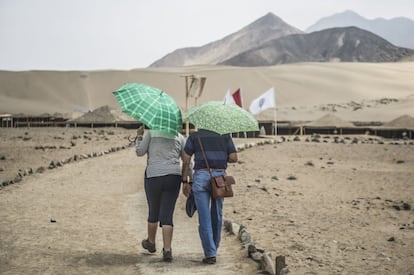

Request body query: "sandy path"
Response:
[0, 146, 259, 275]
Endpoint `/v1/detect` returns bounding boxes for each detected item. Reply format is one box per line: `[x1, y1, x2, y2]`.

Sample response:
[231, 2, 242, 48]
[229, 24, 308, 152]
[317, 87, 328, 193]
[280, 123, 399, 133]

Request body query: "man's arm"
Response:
[228, 152, 238, 163]
[181, 152, 192, 197]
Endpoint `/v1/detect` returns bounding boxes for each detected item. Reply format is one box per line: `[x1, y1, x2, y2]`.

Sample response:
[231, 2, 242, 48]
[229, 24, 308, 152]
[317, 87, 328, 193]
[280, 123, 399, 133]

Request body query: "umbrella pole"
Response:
[185, 76, 190, 136]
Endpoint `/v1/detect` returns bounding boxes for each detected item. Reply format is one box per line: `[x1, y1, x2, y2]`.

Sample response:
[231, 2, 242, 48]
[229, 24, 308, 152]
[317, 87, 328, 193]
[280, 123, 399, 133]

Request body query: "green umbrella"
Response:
[113, 83, 182, 136]
[185, 101, 259, 135]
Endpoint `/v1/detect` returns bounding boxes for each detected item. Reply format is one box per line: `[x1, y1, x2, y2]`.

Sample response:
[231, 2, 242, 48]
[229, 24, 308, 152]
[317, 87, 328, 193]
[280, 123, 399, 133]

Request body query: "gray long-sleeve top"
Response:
[135, 131, 186, 178]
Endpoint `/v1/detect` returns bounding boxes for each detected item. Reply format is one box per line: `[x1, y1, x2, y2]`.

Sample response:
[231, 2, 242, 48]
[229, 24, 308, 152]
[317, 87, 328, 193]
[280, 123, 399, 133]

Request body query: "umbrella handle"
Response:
[128, 135, 137, 143]
[129, 125, 145, 143]
[128, 134, 143, 143]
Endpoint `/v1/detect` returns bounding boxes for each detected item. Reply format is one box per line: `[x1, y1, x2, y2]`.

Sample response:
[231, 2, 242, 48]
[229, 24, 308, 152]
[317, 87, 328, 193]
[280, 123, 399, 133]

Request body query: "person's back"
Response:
[137, 133, 184, 177]
[186, 129, 237, 169]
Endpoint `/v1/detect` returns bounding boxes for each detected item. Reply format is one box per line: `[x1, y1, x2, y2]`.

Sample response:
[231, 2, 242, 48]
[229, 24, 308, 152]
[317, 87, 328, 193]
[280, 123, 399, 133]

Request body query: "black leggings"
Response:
[144, 174, 181, 226]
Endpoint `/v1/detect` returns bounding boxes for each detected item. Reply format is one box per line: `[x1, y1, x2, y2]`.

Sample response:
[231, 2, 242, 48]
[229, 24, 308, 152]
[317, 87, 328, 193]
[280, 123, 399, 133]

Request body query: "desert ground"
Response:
[1, 127, 413, 275]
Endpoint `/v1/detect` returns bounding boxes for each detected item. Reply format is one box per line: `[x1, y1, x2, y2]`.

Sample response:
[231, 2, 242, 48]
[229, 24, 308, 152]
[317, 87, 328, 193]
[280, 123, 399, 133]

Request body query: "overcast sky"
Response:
[1, 0, 413, 71]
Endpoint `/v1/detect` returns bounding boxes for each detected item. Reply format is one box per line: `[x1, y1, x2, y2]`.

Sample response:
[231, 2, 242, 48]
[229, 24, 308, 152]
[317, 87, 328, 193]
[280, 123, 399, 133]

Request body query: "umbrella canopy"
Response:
[185, 101, 259, 135]
[113, 83, 182, 136]
[186, 193, 197, 218]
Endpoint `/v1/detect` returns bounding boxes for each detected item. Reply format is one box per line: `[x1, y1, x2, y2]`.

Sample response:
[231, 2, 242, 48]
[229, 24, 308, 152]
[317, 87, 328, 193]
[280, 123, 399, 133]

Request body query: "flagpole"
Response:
[240, 88, 244, 108]
[273, 87, 277, 136]
[273, 107, 277, 136]
[181, 75, 190, 137]
[241, 88, 247, 138]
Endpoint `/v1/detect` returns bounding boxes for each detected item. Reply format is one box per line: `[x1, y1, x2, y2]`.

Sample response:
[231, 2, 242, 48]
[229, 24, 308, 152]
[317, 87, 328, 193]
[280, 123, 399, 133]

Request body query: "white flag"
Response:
[223, 89, 236, 105]
[249, 87, 275, 115]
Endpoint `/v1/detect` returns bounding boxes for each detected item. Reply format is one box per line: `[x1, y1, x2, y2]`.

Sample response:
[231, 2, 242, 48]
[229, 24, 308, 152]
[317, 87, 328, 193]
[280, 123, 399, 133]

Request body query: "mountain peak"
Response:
[246, 12, 287, 29]
[149, 12, 302, 67]
[220, 26, 413, 66]
[307, 10, 366, 33]
[337, 10, 362, 17]
[306, 10, 414, 49]
[332, 10, 366, 21]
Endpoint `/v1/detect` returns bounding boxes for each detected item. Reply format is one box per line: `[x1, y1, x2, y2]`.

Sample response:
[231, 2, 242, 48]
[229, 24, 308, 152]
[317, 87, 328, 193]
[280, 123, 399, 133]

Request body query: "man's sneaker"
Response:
[163, 248, 172, 262]
[202, 256, 216, 264]
[141, 239, 156, 253]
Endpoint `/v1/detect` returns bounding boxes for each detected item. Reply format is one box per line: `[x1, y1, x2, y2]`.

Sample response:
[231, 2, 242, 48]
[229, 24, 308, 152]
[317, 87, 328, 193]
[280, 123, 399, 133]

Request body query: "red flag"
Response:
[232, 89, 242, 107]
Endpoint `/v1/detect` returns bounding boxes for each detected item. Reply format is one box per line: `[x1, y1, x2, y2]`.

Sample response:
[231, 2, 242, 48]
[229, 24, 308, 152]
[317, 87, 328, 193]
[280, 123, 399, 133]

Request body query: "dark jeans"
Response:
[144, 174, 181, 226]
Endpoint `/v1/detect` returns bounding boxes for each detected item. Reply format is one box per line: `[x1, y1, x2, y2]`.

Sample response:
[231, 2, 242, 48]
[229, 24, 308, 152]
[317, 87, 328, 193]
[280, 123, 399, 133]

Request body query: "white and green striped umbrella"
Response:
[185, 101, 259, 135]
[113, 83, 182, 136]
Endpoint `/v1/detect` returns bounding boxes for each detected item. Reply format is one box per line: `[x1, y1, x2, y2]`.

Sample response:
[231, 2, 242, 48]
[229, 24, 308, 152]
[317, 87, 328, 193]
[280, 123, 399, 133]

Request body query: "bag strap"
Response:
[197, 134, 213, 178]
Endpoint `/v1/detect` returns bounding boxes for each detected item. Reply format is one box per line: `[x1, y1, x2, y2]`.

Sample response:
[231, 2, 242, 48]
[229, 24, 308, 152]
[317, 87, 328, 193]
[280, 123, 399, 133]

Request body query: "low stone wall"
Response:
[1, 143, 132, 189]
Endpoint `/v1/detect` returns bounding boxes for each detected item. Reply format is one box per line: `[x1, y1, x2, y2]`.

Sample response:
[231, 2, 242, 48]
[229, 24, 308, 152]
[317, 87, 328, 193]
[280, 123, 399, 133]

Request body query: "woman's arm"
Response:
[135, 131, 150, 156]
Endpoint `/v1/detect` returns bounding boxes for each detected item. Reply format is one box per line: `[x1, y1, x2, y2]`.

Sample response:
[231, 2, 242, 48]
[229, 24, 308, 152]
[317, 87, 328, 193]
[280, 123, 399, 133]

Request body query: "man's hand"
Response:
[182, 183, 191, 197]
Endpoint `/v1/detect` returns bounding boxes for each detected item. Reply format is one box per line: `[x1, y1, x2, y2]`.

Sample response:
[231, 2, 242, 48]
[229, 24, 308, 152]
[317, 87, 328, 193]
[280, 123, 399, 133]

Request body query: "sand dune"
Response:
[1, 62, 414, 122]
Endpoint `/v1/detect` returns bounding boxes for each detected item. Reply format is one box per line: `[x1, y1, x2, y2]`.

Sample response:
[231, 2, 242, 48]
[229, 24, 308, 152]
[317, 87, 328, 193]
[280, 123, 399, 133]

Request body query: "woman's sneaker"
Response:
[202, 256, 216, 264]
[141, 239, 156, 253]
[163, 248, 172, 262]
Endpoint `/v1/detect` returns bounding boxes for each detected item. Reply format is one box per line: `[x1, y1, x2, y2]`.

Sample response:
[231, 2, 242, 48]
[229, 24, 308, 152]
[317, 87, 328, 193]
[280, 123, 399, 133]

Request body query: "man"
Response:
[181, 129, 238, 264]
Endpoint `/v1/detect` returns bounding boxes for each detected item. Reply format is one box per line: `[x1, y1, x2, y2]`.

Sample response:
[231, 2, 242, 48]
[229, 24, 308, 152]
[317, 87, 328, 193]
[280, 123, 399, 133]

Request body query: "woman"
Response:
[181, 129, 238, 264]
[136, 129, 186, 262]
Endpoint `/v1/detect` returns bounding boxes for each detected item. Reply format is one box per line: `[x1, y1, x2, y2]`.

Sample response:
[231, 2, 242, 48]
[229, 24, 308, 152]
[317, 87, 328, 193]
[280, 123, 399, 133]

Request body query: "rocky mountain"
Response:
[220, 27, 413, 66]
[306, 10, 414, 49]
[149, 12, 303, 67]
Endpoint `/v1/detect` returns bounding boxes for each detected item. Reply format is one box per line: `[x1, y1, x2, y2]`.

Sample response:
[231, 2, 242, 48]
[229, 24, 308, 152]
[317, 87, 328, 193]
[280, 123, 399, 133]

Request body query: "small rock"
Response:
[260, 187, 268, 193]
[48, 161, 56, 169]
[36, 166, 46, 173]
[305, 161, 314, 167]
[402, 202, 411, 210]
[2, 180, 10, 187]
[14, 174, 22, 183]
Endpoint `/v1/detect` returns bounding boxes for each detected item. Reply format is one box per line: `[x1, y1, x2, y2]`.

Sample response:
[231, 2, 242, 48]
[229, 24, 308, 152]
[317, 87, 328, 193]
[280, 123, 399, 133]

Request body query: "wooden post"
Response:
[181, 74, 206, 136]
[275, 255, 286, 275]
